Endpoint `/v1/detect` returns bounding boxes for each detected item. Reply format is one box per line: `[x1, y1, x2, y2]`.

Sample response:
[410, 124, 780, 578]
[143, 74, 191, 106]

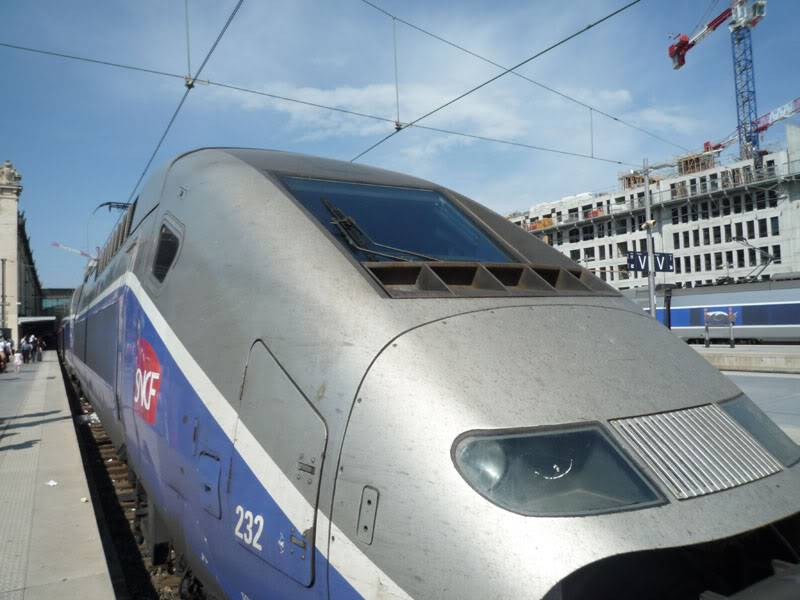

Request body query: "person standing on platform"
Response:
[36, 338, 44, 362]
[13, 350, 22, 373]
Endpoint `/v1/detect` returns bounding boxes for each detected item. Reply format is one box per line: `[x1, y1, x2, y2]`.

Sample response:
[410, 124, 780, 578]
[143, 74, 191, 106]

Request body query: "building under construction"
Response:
[510, 126, 800, 290]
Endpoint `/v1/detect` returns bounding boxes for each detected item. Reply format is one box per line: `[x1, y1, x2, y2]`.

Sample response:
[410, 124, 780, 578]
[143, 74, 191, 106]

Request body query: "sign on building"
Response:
[626, 251, 674, 273]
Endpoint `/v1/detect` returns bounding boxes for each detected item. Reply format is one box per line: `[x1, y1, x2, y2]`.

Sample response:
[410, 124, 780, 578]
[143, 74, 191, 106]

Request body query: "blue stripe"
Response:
[656, 302, 800, 327]
[72, 284, 365, 599]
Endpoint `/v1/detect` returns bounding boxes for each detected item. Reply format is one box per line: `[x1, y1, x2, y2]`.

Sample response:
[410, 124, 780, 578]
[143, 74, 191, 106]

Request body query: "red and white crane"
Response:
[668, 1, 767, 160]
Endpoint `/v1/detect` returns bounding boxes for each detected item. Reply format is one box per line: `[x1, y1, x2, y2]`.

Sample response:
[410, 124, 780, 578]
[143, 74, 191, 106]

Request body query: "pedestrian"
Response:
[13, 350, 22, 373]
[36, 338, 44, 362]
[21, 339, 30, 364]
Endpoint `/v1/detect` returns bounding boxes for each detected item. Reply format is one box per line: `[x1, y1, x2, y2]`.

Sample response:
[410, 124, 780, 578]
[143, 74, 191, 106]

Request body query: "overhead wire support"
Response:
[351, 0, 643, 162]
[392, 17, 401, 130]
[126, 0, 246, 203]
[359, 0, 689, 153]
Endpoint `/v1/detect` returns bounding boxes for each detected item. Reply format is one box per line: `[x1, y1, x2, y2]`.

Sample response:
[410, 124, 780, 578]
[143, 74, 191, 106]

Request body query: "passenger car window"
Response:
[152, 224, 180, 282]
[282, 177, 514, 263]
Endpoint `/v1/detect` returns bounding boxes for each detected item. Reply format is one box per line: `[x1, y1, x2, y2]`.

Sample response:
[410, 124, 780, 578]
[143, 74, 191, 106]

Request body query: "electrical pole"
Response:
[643, 158, 657, 317]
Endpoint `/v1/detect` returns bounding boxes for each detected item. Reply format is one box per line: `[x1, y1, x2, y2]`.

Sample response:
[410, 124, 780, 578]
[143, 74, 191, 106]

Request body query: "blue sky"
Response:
[3, 0, 799, 287]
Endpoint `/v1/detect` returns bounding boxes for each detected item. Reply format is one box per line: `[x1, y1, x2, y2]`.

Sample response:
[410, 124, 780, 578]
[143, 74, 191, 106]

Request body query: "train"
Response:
[624, 277, 800, 342]
[61, 148, 800, 599]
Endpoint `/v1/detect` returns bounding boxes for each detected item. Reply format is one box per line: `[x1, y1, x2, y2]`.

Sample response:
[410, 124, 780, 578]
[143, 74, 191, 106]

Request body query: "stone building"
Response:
[0, 160, 42, 341]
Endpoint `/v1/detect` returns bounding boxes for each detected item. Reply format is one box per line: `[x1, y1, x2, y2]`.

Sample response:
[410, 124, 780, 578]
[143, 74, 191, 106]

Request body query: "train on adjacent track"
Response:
[625, 278, 800, 343]
[61, 149, 800, 599]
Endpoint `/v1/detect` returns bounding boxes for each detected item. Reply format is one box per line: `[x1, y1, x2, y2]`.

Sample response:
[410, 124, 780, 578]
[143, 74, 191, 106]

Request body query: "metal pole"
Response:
[643, 158, 656, 317]
[1, 258, 6, 329]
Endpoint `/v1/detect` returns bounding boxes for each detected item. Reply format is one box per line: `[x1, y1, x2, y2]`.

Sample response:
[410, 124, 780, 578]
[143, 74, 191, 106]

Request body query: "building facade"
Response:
[511, 126, 800, 290]
[0, 160, 42, 340]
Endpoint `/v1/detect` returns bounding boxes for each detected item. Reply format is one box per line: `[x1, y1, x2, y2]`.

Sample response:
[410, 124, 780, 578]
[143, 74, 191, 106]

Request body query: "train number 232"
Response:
[234, 505, 264, 551]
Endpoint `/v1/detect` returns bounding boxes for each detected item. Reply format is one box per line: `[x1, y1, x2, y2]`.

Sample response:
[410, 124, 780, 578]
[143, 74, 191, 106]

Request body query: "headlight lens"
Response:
[721, 395, 800, 467]
[454, 425, 663, 516]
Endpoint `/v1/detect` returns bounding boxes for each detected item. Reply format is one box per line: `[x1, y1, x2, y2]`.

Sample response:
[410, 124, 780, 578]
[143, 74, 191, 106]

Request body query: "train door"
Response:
[225, 341, 327, 589]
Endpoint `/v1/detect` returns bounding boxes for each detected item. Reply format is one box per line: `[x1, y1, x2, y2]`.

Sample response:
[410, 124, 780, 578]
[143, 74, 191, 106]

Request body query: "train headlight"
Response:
[721, 395, 800, 467]
[453, 425, 664, 517]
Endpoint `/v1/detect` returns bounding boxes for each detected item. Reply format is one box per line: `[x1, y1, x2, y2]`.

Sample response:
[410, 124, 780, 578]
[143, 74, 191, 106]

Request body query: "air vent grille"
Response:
[611, 404, 782, 500]
[363, 262, 609, 298]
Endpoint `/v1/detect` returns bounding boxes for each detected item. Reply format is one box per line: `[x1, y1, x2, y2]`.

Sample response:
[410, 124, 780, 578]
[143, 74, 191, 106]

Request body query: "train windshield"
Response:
[282, 177, 515, 263]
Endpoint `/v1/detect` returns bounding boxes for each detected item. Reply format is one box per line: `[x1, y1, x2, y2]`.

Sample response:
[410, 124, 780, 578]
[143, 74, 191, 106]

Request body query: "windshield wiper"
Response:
[321, 198, 439, 262]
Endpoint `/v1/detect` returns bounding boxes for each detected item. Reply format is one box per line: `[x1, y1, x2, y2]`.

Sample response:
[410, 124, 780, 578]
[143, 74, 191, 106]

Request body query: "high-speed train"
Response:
[625, 279, 800, 343]
[62, 148, 800, 599]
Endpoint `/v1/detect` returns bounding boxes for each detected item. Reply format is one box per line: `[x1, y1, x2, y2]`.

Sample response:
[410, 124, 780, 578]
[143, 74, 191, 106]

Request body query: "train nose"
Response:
[328, 303, 800, 599]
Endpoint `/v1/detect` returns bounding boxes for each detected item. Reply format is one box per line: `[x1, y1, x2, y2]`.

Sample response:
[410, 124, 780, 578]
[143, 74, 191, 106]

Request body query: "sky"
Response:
[3, 0, 799, 288]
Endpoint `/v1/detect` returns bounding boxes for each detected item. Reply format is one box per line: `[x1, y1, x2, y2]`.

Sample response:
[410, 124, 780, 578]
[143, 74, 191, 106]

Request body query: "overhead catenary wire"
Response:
[0, 40, 639, 167]
[125, 0, 246, 203]
[359, 0, 690, 153]
[350, 0, 644, 162]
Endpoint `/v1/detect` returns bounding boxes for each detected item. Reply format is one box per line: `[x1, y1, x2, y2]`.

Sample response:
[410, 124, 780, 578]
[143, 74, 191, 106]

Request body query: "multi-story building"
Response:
[511, 126, 800, 290]
[0, 160, 43, 340]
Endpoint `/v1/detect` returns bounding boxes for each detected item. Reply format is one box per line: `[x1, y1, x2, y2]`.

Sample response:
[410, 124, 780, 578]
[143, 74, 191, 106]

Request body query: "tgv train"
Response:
[625, 278, 800, 342]
[62, 148, 800, 599]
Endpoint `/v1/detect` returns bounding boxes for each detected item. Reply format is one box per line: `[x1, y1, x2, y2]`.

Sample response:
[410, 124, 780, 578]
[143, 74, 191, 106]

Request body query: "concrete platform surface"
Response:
[726, 371, 800, 444]
[0, 352, 113, 599]
[692, 344, 800, 374]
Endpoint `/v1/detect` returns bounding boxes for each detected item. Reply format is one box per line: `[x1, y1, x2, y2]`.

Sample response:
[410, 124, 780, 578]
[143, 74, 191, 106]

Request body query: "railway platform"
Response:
[0, 352, 113, 599]
[693, 344, 800, 374]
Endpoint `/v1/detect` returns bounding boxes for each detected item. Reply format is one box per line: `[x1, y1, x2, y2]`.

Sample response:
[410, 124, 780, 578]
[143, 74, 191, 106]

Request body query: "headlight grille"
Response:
[611, 404, 782, 500]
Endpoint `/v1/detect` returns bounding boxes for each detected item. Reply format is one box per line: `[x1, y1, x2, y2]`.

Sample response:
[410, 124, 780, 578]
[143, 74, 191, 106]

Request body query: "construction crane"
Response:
[703, 95, 800, 153]
[669, 0, 767, 161]
[51, 241, 97, 267]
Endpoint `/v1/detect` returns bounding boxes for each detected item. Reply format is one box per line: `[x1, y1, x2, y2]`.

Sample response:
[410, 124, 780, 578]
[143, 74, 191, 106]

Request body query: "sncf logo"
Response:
[134, 338, 161, 425]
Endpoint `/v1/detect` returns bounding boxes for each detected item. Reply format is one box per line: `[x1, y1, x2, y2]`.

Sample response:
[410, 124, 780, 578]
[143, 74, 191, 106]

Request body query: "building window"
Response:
[724, 224, 732, 242]
[722, 198, 730, 215]
[746, 221, 755, 239]
[693, 230, 700, 246]
[713, 226, 721, 244]
[671, 208, 679, 224]
[640, 239, 647, 252]
[582, 226, 594, 241]
[694, 255, 701, 272]
[570, 249, 580, 261]
[733, 197, 742, 213]
[770, 216, 779, 236]
[704, 254, 712, 271]
[683, 231, 690, 247]
[703, 228, 710, 245]
[736, 249, 745, 268]
[768, 190, 778, 207]
[584, 247, 595, 261]
[599, 245, 606, 260]
[673, 232, 680, 249]
[735, 222, 743, 239]
[756, 192, 766, 210]
[714, 252, 723, 269]
[773, 245, 781, 263]
[597, 224, 605, 239]
[691, 204, 699, 221]
[725, 251, 733, 268]
[700, 177, 708, 194]
[675, 259, 682, 274]
[745, 195, 754, 212]
[758, 218, 767, 238]
[681, 206, 689, 223]
[615, 220, 627, 235]
[684, 256, 692, 273]
[748, 248, 756, 266]
[617, 241, 628, 255]
[556, 231, 563, 245]
[569, 229, 579, 243]
[710, 173, 719, 191]
[700, 201, 709, 219]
